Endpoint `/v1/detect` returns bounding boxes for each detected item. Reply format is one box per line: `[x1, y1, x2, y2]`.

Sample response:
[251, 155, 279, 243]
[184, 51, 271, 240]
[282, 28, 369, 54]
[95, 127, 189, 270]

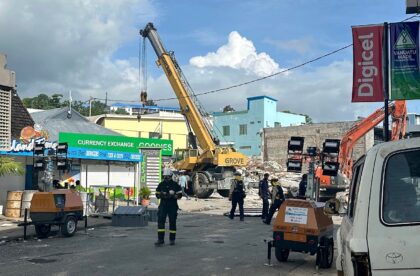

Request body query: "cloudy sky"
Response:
[0, 0, 418, 122]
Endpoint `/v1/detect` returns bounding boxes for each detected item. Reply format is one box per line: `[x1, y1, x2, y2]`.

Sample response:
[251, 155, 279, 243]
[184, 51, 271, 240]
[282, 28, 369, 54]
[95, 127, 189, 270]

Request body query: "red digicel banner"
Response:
[352, 25, 384, 102]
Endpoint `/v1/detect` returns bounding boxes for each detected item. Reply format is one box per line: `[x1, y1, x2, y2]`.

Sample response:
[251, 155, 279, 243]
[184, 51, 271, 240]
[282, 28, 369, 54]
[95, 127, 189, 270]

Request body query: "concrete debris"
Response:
[242, 156, 302, 190]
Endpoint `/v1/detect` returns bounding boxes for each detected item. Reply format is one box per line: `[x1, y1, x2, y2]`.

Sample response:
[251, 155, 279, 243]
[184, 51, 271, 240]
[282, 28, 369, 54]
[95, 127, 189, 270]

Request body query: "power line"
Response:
[93, 44, 353, 104]
[82, 15, 420, 104]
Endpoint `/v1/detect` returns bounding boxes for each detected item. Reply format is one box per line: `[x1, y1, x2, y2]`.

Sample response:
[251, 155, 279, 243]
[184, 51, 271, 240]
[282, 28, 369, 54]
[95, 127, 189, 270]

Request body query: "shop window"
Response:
[149, 132, 161, 139]
[223, 126, 230, 136]
[239, 124, 247, 135]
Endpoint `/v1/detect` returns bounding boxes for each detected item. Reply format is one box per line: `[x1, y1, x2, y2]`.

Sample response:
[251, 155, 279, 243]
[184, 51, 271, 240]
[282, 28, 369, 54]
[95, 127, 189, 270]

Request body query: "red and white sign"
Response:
[352, 25, 384, 102]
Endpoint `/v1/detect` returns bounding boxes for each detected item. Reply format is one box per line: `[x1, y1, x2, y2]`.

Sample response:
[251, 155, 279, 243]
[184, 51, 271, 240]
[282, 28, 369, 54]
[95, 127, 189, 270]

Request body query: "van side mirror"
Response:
[323, 198, 340, 216]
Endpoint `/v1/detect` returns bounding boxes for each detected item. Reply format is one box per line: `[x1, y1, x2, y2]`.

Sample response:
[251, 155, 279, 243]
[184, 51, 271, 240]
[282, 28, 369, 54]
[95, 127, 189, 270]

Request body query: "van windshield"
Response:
[382, 149, 420, 225]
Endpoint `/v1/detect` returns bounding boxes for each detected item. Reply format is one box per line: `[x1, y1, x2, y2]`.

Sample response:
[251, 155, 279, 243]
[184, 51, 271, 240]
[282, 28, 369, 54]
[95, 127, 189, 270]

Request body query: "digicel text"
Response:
[357, 32, 378, 97]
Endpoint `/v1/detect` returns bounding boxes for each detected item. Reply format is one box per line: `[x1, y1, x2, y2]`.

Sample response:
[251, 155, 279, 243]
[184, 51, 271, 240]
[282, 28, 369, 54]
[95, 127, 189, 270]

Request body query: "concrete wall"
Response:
[263, 121, 374, 165]
[0, 54, 15, 88]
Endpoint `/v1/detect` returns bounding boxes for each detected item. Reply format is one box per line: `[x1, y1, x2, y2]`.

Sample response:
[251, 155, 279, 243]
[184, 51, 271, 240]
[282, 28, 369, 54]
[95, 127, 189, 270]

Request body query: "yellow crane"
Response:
[140, 23, 248, 198]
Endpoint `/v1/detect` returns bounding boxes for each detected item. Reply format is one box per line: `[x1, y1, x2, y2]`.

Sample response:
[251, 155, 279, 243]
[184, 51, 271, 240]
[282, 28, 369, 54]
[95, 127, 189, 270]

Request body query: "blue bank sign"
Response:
[67, 147, 142, 162]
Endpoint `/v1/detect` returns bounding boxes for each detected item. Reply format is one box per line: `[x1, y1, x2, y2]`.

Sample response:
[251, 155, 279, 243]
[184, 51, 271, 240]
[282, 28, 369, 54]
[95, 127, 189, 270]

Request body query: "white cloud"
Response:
[0, 0, 156, 101]
[264, 37, 313, 54]
[148, 59, 379, 123]
[189, 31, 280, 77]
[1, 3, 379, 123]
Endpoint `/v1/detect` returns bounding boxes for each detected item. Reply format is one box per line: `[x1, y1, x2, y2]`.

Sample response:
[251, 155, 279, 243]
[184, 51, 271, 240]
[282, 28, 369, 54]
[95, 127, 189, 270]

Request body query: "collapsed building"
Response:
[262, 120, 374, 167]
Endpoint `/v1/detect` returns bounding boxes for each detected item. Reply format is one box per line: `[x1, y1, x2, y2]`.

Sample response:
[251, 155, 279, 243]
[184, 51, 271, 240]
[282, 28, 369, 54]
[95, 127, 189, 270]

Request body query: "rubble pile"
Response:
[242, 157, 302, 190]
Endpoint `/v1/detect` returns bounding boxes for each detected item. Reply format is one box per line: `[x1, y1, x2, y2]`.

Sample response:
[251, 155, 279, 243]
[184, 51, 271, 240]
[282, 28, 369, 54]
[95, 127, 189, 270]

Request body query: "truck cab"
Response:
[330, 138, 420, 275]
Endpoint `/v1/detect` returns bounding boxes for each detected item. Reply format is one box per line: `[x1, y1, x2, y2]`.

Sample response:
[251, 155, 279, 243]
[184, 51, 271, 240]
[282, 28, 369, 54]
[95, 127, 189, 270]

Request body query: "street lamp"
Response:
[286, 136, 305, 173]
[406, 0, 420, 14]
[321, 139, 341, 176]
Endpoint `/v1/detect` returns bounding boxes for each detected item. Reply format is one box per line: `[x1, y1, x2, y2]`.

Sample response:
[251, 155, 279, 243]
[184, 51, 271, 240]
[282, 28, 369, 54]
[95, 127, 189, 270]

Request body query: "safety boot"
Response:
[169, 240, 175, 246]
[154, 240, 164, 247]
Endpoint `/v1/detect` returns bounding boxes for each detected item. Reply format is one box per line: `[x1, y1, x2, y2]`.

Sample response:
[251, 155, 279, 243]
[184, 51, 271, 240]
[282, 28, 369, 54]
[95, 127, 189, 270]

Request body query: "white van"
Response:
[326, 138, 420, 275]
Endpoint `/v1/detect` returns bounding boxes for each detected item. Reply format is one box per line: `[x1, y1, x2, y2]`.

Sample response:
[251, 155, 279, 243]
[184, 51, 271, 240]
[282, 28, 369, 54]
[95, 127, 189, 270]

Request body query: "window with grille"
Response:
[149, 132, 161, 139]
[222, 126, 230, 136]
[239, 124, 247, 135]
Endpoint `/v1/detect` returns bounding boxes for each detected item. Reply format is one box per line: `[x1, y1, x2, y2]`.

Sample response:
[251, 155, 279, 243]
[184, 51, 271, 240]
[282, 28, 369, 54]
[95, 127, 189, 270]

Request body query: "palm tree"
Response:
[0, 157, 24, 177]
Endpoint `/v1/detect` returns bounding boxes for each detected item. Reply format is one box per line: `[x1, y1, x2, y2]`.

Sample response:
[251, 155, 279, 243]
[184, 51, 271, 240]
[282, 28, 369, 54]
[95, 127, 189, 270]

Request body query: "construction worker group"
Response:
[227, 171, 285, 224]
[154, 168, 287, 247]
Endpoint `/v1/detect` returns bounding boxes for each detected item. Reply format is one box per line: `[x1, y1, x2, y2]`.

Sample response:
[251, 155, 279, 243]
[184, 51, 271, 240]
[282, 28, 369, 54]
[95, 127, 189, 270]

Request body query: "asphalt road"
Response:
[0, 213, 336, 276]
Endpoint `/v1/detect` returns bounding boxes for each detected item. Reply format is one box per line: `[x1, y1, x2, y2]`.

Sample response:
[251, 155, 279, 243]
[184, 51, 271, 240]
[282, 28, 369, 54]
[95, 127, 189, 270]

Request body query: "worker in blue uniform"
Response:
[259, 173, 270, 221]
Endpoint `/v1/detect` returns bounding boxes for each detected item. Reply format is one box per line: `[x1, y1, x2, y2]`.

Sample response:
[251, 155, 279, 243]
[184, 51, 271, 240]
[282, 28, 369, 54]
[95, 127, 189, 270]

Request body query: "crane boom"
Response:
[140, 23, 216, 154]
[339, 100, 407, 178]
[140, 22, 248, 199]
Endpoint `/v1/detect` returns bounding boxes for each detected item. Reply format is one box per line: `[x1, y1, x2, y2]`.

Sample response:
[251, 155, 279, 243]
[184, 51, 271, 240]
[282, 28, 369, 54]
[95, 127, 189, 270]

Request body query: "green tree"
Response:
[49, 93, 64, 108]
[90, 101, 108, 116]
[22, 98, 32, 108]
[31, 94, 51, 109]
[114, 108, 129, 115]
[0, 157, 24, 177]
[222, 105, 235, 113]
[145, 99, 157, 106]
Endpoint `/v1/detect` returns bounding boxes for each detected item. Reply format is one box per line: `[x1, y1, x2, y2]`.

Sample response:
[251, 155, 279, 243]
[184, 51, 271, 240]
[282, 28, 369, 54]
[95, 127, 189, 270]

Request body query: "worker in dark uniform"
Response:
[259, 173, 270, 221]
[228, 172, 246, 221]
[264, 178, 285, 225]
[298, 174, 308, 199]
[155, 169, 182, 246]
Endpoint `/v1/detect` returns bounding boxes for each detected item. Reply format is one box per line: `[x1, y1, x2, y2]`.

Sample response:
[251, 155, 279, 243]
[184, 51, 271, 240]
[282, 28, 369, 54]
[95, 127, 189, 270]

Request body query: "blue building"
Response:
[213, 96, 306, 156]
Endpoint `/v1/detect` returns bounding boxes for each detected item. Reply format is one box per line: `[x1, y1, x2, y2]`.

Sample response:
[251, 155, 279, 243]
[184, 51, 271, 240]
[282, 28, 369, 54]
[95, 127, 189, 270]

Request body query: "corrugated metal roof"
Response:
[11, 92, 34, 140]
[111, 102, 180, 112]
[31, 107, 121, 141]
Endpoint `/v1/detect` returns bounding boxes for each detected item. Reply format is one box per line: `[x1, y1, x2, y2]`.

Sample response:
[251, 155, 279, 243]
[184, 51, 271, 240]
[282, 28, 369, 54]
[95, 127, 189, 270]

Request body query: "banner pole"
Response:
[383, 22, 390, 142]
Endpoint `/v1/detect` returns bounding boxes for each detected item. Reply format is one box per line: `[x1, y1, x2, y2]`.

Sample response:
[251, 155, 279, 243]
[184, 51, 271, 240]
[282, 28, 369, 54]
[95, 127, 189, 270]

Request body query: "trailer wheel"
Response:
[275, 247, 290, 262]
[318, 238, 334, 268]
[35, 224, 51, 238]
[61, 216, 77, 237]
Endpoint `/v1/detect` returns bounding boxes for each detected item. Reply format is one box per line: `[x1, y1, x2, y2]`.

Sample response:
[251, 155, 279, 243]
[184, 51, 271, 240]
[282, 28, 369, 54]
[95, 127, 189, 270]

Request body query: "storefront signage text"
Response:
[60, 132, 173, 156]
[10, 138, 57, 152]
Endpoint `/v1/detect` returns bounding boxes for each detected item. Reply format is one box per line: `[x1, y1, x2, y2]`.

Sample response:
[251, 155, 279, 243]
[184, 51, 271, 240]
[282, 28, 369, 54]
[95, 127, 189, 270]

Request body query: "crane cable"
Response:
[90, 15, 420, 104]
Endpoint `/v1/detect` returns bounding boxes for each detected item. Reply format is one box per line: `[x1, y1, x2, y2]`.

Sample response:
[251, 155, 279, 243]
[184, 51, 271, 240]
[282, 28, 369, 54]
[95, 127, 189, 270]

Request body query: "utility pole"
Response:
[105, 91, 108, 114]
[89, 96, 93, 117]
[383, 22, 390, 142]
